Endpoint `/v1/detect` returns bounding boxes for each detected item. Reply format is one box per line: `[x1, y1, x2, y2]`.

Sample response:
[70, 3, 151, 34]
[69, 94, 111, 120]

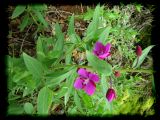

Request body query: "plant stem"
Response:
[119, 69, 154, 74]
[52, 64, 92, 70]
[135, 56, 139, 67]
[51, 64, 154, 74]
[109, 76, 112, 88]
[29, 12, 39, 26]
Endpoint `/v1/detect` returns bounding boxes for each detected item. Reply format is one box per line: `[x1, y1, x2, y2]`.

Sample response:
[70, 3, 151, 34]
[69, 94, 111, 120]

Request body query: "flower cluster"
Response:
[74, 41, 116, 102]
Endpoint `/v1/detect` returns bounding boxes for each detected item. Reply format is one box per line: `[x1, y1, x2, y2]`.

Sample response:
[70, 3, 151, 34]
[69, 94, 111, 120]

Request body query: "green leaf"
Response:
[132, 45, 155, 68]
[80, 91, 92, 108]
[65, 43, 76, 64]
[8, 103, 24, 115]
[36, 36, 44, 53]
[31, 4, 47, 11]
[45, 67, 75, 87]
[11, 5, 26, 19]
[24, 102, 34, 114]
[86, 51, 112, 75]
[83, 7, 94, 20]
[37, 87, 53, 114]
[12, 71, 30, 83]
[23, 52, 44, 80]
[33, 9, 48, 27]
[135, 4, 142, 12]
[54, 87, 68, 99]
[98, 27, 111, 44]
[47, 50, 62, 59]
[19, 14, 29, 32]
[86, 5, 102, 40]
[101, 74, 107, 95]
[69, 33, 81, 44]
[67, 15, 75, 36]
[23, 87, 34, 97]
[54, 23, 64, 51]
[74, 91, 83, 112]
[141, 97, 154, 112]
[64, 69, 77, 106]
[55, 23, 63, 40]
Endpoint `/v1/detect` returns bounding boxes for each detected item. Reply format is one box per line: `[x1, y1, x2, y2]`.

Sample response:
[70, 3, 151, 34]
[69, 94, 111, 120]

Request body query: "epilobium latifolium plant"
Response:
[7, 4, 155, 116]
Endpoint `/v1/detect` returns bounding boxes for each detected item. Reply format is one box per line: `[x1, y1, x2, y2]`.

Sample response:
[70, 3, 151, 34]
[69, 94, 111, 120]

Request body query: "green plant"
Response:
[11, 4, 48, 33]
[7, 4, 155, 116]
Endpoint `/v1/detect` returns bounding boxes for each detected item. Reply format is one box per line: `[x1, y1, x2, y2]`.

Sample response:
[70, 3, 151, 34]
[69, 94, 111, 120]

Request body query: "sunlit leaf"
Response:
[135, 4, 142, 12]
[37, 87, 53, 114]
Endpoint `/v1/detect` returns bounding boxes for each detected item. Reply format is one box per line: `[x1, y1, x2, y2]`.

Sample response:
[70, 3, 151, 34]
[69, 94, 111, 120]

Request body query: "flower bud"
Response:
[114, 71, 121, 78]
[136, 45, 142, 57]
[106, 88, 116, 102]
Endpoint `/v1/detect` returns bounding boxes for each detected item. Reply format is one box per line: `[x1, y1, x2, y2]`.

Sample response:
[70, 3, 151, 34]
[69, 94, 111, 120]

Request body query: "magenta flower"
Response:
[93, 41, 111, 60]
[106, 88, 116, 102]
[74, 68, 99, 96]
[136, 45, 142, 57]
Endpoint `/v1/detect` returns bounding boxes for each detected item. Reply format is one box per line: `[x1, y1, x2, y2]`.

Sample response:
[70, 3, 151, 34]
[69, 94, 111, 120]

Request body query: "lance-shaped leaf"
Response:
[23, 52, 44, 80]
[32, 9, 48, 28]
[74, 91, 83, 113]
[86, 51, 112, 76]
[86, 5, 102, 40]
[98, 27, 111, 45]
[64, 69, 77, 106]
[45, 66, 75, 88]
[11, 5, 26, 19]
[53, 23, 64, 59]
[132, 45, 155, 68]
[37, 87, 53, 114]
[67, 15, 75, 36]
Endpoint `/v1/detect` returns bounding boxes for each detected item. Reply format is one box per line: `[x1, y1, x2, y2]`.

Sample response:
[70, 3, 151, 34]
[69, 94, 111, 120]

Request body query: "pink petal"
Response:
[83, 81, 96, 96]
[89, 73, 99, 83]
[74, 78, 84, 89]
[98, 53, 110, 59]
[105, 43, 111, 53]
[94, 41, 105, 52]
[77, 68, 89, 78]
[93, 50, 98, 56]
